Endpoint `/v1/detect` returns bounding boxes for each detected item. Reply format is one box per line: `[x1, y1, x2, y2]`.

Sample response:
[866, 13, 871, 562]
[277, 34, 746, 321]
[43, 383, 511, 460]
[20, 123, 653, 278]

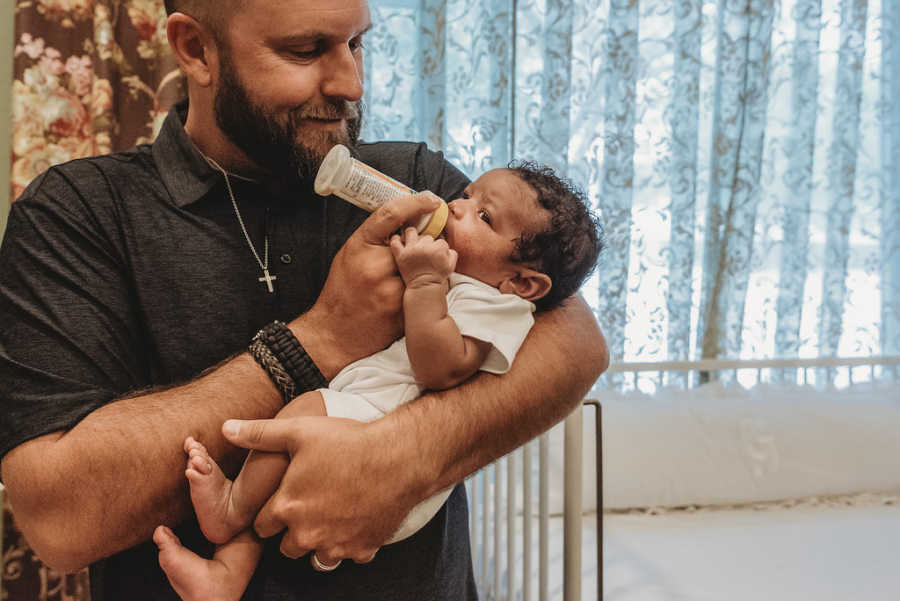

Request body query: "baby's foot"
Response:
[154, 525, 242, 601]
[184, 437, 241, 544]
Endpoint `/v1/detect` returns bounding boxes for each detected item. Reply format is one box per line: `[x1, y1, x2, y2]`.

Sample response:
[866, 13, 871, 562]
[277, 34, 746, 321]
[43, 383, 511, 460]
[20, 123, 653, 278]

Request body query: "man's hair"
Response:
[164, 1, 243, 39]
[509, 161, 604, 311]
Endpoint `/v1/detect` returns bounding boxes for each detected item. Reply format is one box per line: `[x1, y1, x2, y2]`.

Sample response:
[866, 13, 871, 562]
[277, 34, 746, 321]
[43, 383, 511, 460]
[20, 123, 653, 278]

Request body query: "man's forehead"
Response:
[236, 0, 370, 17]
[231, 0, 371, 36]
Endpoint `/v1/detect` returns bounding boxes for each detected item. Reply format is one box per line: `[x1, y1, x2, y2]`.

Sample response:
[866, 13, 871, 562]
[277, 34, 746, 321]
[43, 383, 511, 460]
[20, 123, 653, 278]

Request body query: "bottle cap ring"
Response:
[419, 201, 448, 238]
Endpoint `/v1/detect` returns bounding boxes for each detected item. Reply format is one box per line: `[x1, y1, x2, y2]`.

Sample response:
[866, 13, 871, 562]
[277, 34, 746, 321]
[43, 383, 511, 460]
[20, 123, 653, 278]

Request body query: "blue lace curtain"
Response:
[363, 0, 900, 366]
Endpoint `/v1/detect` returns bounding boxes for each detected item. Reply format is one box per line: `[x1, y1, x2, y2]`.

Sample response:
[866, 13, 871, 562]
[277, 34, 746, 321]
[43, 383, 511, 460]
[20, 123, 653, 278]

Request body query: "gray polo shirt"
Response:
[0, 102, 476, 600]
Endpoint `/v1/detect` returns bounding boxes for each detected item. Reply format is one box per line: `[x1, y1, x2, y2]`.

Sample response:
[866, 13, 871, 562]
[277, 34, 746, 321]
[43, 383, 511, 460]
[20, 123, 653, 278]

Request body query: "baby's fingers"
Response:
[446, 248, 459, 272]
[402, 226, 419, 244]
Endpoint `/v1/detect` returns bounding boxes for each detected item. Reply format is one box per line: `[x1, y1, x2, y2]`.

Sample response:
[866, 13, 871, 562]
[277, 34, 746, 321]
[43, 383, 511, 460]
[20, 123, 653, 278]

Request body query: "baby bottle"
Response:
[314, 144, 449, 238]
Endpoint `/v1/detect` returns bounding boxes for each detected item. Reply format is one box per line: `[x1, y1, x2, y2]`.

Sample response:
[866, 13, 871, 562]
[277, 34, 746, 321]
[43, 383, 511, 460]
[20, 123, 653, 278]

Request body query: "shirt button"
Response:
[280, 254, 292, 264]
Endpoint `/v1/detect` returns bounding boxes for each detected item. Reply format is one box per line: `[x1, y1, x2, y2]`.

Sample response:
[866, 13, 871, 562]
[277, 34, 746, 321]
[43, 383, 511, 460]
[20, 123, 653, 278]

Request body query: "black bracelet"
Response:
[248, 337, 295, 402]
[251, 321, 327, 402]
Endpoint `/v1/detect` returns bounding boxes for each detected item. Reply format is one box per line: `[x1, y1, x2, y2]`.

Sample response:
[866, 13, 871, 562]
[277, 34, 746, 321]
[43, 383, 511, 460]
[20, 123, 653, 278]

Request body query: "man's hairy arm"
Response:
[0, 353, 283, 572]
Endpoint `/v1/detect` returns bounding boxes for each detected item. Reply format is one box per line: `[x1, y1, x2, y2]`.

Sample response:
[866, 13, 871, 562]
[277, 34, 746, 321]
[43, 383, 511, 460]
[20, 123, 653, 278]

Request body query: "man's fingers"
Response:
[279, 535, 310, 560]
[352, 548, 379, 564]
[253, 495, 283, 539]
[222, 419, 294, 453]
[358, 192, 443, 244]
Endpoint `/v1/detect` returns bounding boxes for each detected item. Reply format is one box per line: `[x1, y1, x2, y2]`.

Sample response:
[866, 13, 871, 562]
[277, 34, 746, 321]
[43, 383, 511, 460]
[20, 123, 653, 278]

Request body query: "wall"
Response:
[1, 2, 14, 241]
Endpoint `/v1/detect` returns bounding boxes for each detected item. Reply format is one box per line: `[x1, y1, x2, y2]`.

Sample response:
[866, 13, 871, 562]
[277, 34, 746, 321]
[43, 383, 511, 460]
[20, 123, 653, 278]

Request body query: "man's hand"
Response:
[291, 193, 444, 379]
[390, 226, 457, 288]
[221, 416, 418, 565]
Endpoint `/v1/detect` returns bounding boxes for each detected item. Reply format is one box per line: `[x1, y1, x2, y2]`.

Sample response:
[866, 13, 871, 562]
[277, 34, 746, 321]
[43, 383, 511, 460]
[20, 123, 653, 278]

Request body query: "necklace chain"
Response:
[203, 155, 276, 293]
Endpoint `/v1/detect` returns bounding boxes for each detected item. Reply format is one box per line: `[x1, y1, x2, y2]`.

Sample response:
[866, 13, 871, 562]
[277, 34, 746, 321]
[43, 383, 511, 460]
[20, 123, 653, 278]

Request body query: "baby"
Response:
[153, 161, 603, 601]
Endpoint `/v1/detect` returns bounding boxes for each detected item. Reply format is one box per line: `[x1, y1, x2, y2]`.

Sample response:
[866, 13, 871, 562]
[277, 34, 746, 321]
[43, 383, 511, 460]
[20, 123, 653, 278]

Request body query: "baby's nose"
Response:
[449, 197, 472, 215]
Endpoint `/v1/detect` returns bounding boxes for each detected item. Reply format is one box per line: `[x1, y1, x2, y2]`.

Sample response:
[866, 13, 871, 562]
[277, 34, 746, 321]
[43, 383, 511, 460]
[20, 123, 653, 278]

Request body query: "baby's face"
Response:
[443, 169, 550, 287]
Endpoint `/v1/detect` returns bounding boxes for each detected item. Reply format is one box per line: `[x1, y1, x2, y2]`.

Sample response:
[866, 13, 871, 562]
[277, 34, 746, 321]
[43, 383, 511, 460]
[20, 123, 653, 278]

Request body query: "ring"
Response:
[311, 552, 342, 572]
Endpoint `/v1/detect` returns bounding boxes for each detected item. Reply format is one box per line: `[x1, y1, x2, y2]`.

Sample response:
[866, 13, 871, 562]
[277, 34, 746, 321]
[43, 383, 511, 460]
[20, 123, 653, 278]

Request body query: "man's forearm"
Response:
[0, 352, 282, 572]
[377, 294, 608, 498]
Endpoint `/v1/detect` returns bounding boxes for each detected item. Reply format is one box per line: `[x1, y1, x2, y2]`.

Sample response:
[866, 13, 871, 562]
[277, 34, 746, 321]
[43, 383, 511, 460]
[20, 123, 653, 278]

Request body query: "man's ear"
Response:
[498, 268, 552, 302]
[166, 12, 217, 88]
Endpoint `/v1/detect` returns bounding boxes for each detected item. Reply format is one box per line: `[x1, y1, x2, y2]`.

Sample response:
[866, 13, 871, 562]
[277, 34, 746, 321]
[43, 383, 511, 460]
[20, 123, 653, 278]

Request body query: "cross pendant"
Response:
[259, 269, 277, 293]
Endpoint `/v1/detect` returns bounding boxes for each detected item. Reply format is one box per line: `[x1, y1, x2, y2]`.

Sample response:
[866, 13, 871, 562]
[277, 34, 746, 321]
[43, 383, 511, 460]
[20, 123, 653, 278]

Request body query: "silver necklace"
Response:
[204, 155, 277, 293]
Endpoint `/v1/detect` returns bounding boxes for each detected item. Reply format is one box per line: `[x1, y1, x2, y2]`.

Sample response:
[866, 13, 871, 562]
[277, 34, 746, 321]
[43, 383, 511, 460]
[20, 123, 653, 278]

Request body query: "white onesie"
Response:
[321, 272, 536, 542]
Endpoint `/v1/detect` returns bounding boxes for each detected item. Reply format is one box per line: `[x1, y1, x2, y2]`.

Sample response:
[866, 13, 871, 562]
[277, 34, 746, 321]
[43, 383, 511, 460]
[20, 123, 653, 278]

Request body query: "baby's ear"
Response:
[499, 269, 551, 302]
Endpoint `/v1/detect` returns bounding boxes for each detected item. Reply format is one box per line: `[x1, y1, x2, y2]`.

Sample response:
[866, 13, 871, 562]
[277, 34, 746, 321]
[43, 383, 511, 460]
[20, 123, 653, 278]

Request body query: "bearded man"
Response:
[0, 1, 608, 600]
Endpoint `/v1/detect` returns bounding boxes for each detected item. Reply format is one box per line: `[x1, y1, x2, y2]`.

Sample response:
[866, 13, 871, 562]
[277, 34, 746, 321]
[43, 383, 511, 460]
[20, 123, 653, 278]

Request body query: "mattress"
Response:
[604, 495, 900, 601]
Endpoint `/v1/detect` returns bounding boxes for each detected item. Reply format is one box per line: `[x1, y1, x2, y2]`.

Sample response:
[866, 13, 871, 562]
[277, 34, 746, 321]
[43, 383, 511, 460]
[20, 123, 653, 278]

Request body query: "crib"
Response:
[467, 355, 900, 601]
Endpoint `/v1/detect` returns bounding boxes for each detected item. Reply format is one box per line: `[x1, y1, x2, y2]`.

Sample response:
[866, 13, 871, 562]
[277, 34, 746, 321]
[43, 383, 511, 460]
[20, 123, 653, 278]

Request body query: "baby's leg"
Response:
[187, 390, 327, 543]
[154, 525, 261, 601]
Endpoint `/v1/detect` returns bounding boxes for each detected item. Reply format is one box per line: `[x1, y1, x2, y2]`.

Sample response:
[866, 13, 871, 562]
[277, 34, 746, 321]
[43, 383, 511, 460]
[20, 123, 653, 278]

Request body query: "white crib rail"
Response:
[467, 404, 594, 601]
[467, 355, 900, 601]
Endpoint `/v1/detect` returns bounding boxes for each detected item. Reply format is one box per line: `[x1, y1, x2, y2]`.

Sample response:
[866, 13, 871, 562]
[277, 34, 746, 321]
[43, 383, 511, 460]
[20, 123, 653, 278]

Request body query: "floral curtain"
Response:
[8, 0, 183, 202]
[363, 0, 899, 382]
[6, 1, 182, 598]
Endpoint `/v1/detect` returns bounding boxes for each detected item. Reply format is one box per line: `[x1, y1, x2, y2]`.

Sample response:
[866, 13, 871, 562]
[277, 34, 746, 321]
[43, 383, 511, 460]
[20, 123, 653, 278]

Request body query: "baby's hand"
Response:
[389, 227, 457, 287]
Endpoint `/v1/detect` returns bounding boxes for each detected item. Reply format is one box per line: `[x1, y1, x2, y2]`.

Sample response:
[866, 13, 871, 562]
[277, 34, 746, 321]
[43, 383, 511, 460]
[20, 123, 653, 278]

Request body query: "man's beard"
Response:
[213, 50, 362, 182]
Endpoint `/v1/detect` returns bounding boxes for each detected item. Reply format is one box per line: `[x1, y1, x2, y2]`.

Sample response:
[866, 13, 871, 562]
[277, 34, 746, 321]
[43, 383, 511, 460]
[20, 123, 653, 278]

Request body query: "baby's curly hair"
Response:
[508, 161, 603, 311]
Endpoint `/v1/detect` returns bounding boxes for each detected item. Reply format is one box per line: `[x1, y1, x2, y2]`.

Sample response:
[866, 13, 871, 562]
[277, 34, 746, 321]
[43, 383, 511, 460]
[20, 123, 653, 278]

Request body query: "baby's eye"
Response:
[478, 209, 491, 225]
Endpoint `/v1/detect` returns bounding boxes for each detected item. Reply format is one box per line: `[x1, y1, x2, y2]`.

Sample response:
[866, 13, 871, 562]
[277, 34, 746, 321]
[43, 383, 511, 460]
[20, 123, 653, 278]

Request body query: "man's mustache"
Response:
[295, 101, 360, 121]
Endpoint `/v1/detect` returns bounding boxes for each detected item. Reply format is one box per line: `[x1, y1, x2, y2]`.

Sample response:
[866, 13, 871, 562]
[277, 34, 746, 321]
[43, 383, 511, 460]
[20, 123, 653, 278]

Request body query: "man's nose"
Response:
[321, 46, 364, 101]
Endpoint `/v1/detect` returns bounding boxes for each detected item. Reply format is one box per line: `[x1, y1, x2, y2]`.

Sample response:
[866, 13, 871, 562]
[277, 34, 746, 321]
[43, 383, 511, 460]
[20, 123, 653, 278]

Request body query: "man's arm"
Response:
[0, 193, 445, 572]
[224, 294, 607, 562]
[0, 354, 281, 572]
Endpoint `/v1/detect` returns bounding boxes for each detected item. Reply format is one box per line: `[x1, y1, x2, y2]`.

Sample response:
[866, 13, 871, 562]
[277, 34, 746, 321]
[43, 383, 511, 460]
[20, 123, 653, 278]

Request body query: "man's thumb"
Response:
[222, 419, 290, 452]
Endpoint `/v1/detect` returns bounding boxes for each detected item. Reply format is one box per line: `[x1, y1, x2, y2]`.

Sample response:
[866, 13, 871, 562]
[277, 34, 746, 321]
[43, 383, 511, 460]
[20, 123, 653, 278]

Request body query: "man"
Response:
[0, 0, 608, 599]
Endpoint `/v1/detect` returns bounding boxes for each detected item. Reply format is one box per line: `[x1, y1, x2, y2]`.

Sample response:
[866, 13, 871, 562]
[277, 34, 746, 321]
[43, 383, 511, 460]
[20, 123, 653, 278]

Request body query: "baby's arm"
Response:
[390, 228, 491, 390]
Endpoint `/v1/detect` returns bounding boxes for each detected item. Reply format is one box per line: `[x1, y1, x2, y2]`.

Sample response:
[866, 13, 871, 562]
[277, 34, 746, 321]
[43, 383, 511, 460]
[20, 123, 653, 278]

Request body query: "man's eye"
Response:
[462, 191, 471, 199]
[291, 49, 321, 60]
[478, 209, 491, 224]
[349, 37, 365, 52]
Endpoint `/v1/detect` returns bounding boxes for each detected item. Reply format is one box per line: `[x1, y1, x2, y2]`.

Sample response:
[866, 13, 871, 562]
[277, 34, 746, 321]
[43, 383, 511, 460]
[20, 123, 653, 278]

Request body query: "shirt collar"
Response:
[152, 100, 225, 208]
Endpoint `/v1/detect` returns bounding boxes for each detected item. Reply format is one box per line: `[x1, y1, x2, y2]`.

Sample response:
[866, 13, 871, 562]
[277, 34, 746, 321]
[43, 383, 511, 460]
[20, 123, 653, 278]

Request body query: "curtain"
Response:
[365, 0, 899, 377]
[11, 0, 895, 366]
[8, 0, 183, 202]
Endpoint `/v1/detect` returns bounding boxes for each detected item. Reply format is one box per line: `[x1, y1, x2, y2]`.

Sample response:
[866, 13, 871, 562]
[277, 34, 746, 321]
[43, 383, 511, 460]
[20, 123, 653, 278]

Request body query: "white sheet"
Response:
[604, 497, 900, 601]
